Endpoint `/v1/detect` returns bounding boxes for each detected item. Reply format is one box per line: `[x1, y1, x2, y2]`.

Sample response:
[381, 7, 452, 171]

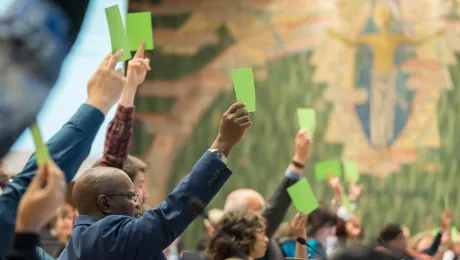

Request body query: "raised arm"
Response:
[98, 42, 150, 168]
[129, 102, 252, 256]
[263, 129, 312, 238]
[0, 50, 125, 257]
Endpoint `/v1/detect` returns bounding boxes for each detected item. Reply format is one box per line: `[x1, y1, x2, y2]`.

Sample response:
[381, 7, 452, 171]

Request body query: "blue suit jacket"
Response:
[0, 104, 104, 258]
[58, 151, 232, 260]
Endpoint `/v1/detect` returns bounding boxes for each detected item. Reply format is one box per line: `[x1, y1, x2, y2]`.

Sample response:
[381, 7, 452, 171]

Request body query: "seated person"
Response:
[58, 102, 252, 260]
[206, 211, 268, 260]
[40, 203, 75, 257]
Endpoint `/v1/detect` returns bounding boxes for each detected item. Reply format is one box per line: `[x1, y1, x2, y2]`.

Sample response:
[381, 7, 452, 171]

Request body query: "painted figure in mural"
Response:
[328, 3, 443, 148]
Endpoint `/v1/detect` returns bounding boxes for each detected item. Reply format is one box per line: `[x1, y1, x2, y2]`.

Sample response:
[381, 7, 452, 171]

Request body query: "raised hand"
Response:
[86, 49, 126, 115]
[290, 212, 308, 238]
[121, 41, 151, 107]
[15, 163, 67, 233]
[441, 209, 452, 230]
[211, 102, 252, 156]
[126, 41, 151, 88]
[293, 129, 312, 164]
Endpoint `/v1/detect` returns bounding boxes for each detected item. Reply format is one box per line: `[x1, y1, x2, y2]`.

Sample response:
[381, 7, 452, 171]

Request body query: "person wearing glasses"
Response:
[58, 102, 252, 260]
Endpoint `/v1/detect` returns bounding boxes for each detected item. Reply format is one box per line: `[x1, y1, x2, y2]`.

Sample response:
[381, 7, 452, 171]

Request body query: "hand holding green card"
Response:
[105, 5, 132, 61]
[315, 159, 341, 180]
[231, 68, 256, 112]
[297, 108, 316, 135]
[30, 123, 51, 166]
[343, 160, 360, 182]
[126, 12, 154, 51]
[287, 178, 319, 214]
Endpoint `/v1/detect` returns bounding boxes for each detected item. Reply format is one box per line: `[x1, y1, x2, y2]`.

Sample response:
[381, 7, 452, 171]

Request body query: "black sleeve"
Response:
[5, 233, 40, 260]
[421, 231, 442, 256]
[262, 176, 298, 238]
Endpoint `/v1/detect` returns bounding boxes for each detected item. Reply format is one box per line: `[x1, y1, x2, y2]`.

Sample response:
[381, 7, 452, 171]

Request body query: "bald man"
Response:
[58, 102, 252, 260]
[224, 129, 312, 260]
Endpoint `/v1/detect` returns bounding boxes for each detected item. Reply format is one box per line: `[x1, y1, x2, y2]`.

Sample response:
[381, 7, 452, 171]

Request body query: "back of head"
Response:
[224, 189, 265, 214]
[307, 205, 338, 237]
[93, 155, 147, 182]
[72, 167, 128, 215]
[379, 223, 402, 243]
[206, 211, 266, 260]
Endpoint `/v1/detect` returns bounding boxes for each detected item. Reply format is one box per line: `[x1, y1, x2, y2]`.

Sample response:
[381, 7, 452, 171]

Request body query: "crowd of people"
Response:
[0, 42, 458, 260]
[0, 3, 458, 260]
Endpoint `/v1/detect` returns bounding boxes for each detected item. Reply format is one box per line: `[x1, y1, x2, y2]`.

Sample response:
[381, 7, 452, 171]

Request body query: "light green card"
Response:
[343, 161, 360, 182]
[126, 12, 154, 51]
[231, 68, 256, 112]
[105, 5, 132, 61]
[315, 160, 341, 180]
[30, 123, 51, 166]
[287, 178, 319, 214]
[297, 108, 316, 135]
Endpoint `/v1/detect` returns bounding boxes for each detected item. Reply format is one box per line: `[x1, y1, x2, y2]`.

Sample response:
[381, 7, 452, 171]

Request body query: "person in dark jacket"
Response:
[223, 129, 313, 260]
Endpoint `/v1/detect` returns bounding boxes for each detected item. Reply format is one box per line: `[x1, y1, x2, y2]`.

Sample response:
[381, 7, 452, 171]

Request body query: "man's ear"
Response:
[96, 195, 111, 215]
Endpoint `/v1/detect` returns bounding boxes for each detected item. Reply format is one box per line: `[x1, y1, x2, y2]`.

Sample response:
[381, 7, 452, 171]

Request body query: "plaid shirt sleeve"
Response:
[98, 104, 134, 169]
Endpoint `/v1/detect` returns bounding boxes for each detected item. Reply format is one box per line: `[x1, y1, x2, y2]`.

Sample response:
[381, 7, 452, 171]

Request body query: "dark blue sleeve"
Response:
[0, 104, 105, 257]
[421, 231, 442, 256]
[130, 151, 232, 257]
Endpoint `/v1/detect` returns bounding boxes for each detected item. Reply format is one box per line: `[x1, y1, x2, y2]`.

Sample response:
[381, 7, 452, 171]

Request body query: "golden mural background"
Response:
[130, 0, 460, 247]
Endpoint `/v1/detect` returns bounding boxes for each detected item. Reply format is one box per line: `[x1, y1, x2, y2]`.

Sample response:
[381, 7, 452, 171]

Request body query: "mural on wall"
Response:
[133, 0, 460, 179]
[131, 0, 460, 245]
[320, 0, 456, 176]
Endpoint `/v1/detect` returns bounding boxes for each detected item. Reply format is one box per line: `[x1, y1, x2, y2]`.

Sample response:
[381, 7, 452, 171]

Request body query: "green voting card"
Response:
[453, 227, 458, 241]
[287, 178, 319, 214]
[126, 12, 154, 51]
[231, 68, 256, 112]
[297, 108, 316, 135]
[30, 123, 51, 166]
[315, 159, 341, 180]
[105, 5, 132, 61]
[343, 161, 360, 182]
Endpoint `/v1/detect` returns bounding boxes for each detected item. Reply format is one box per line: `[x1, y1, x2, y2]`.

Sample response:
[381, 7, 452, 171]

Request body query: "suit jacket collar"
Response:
[74, 215, 100, 227]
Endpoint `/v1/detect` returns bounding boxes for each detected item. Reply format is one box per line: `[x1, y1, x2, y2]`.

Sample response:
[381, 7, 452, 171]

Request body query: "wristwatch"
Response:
[209, 149, 228, 165]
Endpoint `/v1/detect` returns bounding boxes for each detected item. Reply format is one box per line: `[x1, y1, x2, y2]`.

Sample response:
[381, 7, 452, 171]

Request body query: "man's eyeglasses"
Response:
[104, 192, 139, 202]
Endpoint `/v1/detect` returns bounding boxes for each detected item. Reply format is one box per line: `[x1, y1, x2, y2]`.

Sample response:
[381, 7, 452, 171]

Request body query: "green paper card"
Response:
[287, 178, 319, 214]
[452, 227, 458, 241]
[231, 68, 256, 112]
[343, 161, 360, 182]
[315, 160, 341, 180]
[297, 108, 316, 135]
[30, 123, 51, 166]
[126, 12, 154, 51]
[105, 5, 132, 61]
[431, 228, 439, 236]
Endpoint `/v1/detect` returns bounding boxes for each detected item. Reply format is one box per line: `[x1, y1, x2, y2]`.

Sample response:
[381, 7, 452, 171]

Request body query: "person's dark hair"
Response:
[307, 205, 338, 237]
[206, 212, 266, 259]
[92, 155, 147, 181]
[379, 223, 403, 242]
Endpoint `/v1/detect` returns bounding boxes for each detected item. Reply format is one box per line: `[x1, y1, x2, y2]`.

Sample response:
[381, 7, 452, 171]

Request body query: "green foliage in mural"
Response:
[133, 14, 460, 249]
